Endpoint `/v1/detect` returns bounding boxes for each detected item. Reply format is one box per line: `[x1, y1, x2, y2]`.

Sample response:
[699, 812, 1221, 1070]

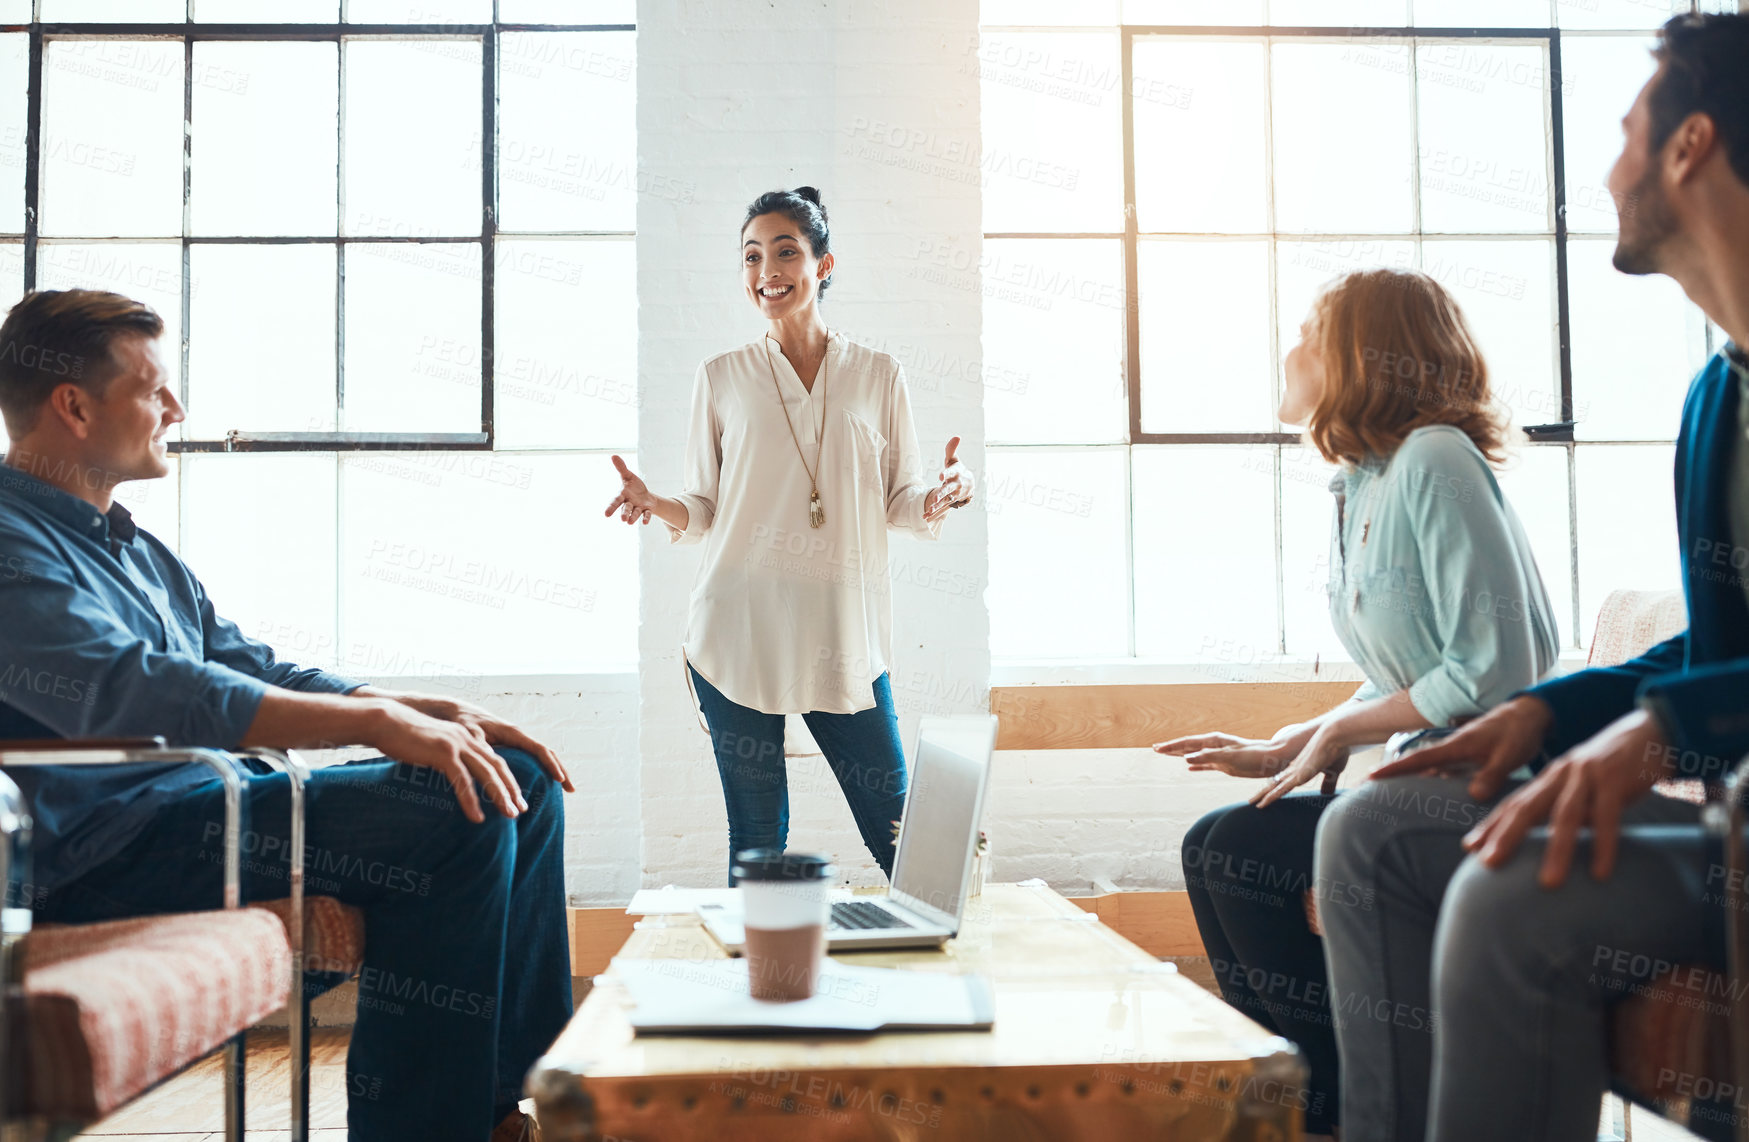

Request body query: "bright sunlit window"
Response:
[0, 1, 639, 675]
[979, 0, 1727, 665]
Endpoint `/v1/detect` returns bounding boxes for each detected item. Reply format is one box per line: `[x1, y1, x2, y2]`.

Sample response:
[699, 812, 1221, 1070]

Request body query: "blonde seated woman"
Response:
[1159, 269, 1559, 1141]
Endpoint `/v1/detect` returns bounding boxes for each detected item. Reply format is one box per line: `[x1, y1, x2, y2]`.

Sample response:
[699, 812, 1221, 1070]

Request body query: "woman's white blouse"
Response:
[669, 331, 941, 715]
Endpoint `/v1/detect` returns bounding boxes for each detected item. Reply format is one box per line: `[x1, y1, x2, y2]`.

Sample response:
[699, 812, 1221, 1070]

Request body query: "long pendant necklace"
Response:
[763, 332, 830, 529]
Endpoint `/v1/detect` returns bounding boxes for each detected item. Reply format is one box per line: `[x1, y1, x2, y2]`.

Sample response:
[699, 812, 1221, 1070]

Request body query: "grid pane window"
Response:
[1137, 238, 1273, 433]
[0, 243, 21, 312]
[986, 449, 1129, 659]
[978, 31, 1124, 233]
[986, 5, 1717, 663]
[0, 35, 24, 236]
[1131, 39, 1266, 235]
[1415, 42, 1551, 234]
[1132, 446, 1277, 662]
[346, 0, 493, 22]
[341, 452, 639, 675]
[500, 1, 637, 21]
[499, 32, 637, 233]
[1279, 445, 1345, 658]
[183, 453, 340, 673]
[982, 238, 1127, 445]
[1415, 0, 1550, 26]
[1422, 238, 1559, 428]
[190, 41, 339, 238]
[1556, 0, 1691, 30]
[342, 242, 484, 433]
[344, 39, 482, 237]
[1271, 0, 1408, 23]
[1568, 237, 1709, 441]
[1560, 36, 1659, 234]
[1575, 445, 1681, 640]
[40, 40, 185, 238]
[1270, 41, 1414, 235]
[187, 244, 337, 437]
[1121, 0, 1261, 23]
[1493, 445, 1572, 649]
[493, 238, 638, 450]
[194, 0, 341, 20]
[41, 0, 183, 19]
[14, 10, 638, 671]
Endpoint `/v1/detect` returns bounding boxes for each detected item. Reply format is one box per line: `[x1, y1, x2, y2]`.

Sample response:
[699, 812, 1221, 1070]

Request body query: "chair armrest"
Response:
[0, 745, 244, 911]
[0, 737, 166, 752]
[230, 749, 308, 967]
[231, 749, 314, 1140]
[0, 770, 29, 1128]
[1705, 753, 1749, 1142]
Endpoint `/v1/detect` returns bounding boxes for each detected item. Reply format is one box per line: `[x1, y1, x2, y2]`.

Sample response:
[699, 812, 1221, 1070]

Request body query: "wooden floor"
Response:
[72, 982, 1706, 1142]
[73, 1028, 351, 1141]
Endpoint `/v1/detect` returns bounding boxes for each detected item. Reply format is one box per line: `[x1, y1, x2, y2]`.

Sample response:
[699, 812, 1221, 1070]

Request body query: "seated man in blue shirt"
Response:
[0, 289, 575, 1142]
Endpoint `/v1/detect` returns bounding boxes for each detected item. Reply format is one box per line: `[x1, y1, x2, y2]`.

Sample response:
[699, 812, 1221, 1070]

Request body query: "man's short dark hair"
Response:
[0, 289, 164, 436]
[1651, 12, 1749, 189]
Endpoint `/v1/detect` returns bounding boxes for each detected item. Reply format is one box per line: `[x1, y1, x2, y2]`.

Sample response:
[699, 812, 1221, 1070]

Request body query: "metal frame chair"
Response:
[1710, 755, 1749, 1142]
[0, 741, 314, 1142]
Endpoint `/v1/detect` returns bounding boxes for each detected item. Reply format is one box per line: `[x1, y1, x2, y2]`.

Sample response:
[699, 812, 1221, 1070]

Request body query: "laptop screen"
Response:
[890, 717, 995, 923]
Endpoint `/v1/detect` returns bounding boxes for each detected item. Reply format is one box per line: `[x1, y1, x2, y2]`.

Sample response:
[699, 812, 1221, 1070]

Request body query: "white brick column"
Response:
[636, 0, 988, 888]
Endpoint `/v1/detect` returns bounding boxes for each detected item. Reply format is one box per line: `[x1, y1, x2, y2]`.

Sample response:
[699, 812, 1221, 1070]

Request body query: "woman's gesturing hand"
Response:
[1154, 721, 1314, 781]
[924, 436, 975, 522]
[606, 454, 660, 525]
[1249, 723, 1353, 807]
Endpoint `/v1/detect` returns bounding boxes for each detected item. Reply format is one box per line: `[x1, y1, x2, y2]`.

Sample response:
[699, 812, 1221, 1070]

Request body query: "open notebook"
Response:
[615, 958, 996, 1035]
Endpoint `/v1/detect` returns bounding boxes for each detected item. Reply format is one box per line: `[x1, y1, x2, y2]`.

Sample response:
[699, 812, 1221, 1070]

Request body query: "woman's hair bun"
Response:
[794, 185, 823, 206]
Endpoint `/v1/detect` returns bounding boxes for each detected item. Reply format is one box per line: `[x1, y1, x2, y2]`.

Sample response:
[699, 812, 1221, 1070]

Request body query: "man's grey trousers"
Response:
[1313, 775, 1718, 1142]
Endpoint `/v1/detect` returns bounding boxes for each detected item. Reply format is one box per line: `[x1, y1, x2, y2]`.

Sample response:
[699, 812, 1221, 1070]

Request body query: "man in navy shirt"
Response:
[1314, 13, 1749, 1141]
[0, 290, 575, 1141]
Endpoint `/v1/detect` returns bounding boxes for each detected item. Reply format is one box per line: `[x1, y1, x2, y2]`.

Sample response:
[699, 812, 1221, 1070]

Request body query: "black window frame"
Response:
[8, 0, 636, 454]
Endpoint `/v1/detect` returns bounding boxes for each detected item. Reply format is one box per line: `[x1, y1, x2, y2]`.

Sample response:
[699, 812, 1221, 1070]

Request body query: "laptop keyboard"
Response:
[828, 900, 916, 931]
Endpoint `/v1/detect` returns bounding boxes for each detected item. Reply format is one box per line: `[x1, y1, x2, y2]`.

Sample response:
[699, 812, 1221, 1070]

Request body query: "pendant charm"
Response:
[809, 491, 825, 529]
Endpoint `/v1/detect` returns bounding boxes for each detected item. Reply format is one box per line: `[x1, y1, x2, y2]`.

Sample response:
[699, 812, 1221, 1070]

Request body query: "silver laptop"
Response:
[697, 713, 997, 953]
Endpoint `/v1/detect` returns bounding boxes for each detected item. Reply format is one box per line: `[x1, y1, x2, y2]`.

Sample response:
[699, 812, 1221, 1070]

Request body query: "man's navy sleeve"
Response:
[1524, 633, 1689, 761]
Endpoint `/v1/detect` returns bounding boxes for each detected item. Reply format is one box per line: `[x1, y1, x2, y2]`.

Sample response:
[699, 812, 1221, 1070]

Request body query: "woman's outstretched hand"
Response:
[924, 436, 975, 523]
[1249, 724, 1352, 807]
[1155, 718, 1344, 803]
[606, 454, 660, 525]
[1155, 731, 1289, 779]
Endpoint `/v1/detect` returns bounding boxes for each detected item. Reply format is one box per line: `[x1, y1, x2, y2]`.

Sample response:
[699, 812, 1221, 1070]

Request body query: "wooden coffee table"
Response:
[526, 883, 1305, 1141]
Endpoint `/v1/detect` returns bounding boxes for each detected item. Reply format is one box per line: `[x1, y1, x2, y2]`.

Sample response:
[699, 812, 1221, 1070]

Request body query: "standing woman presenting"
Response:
[606, 187, 974, 881]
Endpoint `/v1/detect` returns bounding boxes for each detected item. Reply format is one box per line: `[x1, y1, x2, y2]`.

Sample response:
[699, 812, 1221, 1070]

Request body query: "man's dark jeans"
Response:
[41, 747, 573, 1140]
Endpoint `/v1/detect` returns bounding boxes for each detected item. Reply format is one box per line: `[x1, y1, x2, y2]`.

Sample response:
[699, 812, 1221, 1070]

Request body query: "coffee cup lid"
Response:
[731, 848, 836, 883]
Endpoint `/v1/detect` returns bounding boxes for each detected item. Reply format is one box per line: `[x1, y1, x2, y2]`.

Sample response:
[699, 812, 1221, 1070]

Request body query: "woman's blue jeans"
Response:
[690, 666, 908, 884]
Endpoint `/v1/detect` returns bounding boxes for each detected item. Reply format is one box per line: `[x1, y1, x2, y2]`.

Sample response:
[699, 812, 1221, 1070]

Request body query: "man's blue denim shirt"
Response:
[0, 462, 361, 895]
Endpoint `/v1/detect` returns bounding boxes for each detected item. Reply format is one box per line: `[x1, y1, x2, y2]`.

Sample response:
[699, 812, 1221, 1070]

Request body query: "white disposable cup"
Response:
[733, 850, 834, 1001]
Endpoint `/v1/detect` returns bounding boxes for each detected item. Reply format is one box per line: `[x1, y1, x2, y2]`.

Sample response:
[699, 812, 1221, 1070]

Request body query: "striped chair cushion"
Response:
[20, 909, 291, 1121]
[250, 895, 366, 977]
[1587, 588, 1687, 670]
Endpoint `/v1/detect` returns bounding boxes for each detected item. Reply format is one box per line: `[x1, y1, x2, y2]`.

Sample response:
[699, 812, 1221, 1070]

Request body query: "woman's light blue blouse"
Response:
[1327, 425, 1559, 726]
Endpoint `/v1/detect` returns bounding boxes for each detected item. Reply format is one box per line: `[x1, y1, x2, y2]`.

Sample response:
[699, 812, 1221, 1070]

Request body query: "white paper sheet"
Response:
[615, 958, 996, 1034]
[625, 886, 742, 915]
